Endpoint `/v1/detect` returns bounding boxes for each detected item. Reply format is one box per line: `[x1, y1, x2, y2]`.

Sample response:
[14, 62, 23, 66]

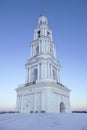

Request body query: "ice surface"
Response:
[0, 113, 87, 130]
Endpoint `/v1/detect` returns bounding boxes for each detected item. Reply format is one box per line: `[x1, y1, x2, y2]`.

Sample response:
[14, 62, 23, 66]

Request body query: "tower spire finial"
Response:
[40, 8, 45, 16]
[40, 1, 45, 16]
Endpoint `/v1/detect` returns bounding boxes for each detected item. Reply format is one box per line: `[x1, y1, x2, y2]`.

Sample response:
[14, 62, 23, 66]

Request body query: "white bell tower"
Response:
[26, 14, 59, 85]
[16, 14, 71, 113]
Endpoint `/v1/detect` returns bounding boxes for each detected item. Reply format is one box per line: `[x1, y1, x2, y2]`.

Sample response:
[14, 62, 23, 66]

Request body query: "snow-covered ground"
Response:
[0, 113, 87, 130]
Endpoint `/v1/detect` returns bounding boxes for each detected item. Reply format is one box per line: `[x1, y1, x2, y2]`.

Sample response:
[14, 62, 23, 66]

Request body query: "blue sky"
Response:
[0, 0, 87, 111]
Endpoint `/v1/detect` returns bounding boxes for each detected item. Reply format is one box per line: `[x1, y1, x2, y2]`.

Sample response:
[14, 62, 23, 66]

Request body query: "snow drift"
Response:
[0, 113, 87, 130]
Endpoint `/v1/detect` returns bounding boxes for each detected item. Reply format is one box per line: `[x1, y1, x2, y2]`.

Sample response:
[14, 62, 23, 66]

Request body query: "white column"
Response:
[43, 62, 45, 79]
[49, 44, 50, 54]
[57, 69, 58, 82]
[21, 95, 24, 112]
[44, 62, 47, 79]
[42, 40, 43, 53]
[47, 62, 48, 78]
[41, 92, 45, 111]
[30, 68, 32, 82]
[41, 63, 43, 79]
[39, 63, 41, 79]
[51, 64, 53, 79]
[43, 27, 45, 35]
[43, 40, 45, 53]
[41, 62, 45, 79]
[43, 40, 44, 53]
[44, 62, 46, 79]
[58, 69, 60, 82]
[27, 68, 29, 83]
[39, 41, 40, 54]
[29, 68, 31, 83]
[45, 40, 46, 53]
[47, 62, 50, 78]
[45, 62, 47, 79]
[42, 27, 44, 35]
[42, 62, 44, 79]
[38, 64, 39, 80]
[44, 40, 46, 53]
[49, 64, 51, 78]
[34, 93, 37, 112]
[47, 42, 49, 54]
[40, 40, 42, 53]
[25, 68, 29, 83]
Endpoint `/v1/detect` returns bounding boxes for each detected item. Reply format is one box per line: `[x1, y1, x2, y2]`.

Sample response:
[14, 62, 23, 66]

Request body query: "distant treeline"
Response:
[0, 111, 87, 114]
[72, 111, 87, 113]
[0, 111, 15, 114]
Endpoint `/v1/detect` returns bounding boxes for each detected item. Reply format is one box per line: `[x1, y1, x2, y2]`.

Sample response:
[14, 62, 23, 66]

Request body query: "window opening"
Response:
[36, 46, 39, 55]
[38, 30, 41, 37]
[33, 68, 38, 81]
[53, 69, 56, 80]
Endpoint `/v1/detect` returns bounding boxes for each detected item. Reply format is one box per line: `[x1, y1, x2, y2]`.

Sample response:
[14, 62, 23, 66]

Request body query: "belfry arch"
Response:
[60, 102, 65, 113]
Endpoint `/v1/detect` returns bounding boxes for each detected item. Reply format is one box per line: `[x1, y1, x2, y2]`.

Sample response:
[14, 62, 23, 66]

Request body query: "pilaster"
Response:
[41, 62, 44, 79]
[48, 62, 50, 78]
[51, 64, 53, 79]
[41, 91, 45, 111]
[25, 68, 29, 84]
[21, 95, 24, 112]
[29, 68, 31, 83]
[45, 62, 47, 79]
[42, 40, 43, 53]
[34, 93, 37, 112]
[38, 64, 39, 80]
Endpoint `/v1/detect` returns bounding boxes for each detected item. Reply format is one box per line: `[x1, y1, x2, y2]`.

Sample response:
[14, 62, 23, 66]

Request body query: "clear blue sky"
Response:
[0, 0, 87, 111]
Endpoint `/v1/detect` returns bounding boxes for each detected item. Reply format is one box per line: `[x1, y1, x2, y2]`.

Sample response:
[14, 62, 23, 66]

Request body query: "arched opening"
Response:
[36, 46, 39, 56]
[37, 30, 41, 37]
[60, 102, 65, 113]
[33, 68, 38, 82]
[53, 69, 56, 80]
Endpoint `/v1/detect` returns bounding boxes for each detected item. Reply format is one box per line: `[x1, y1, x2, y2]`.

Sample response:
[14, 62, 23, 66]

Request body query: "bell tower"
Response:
[16, 14, 71, 113]
[26, 13, 59, 85]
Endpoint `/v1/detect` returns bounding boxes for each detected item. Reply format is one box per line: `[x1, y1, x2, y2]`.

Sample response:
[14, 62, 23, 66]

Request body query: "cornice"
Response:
[25, 55, 60, 67]
[16, 82, 71, 94]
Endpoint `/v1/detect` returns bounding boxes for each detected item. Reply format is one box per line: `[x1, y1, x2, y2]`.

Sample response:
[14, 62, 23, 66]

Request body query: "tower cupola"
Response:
[38, 14, 48, 25]
[34, 13, 53, 41]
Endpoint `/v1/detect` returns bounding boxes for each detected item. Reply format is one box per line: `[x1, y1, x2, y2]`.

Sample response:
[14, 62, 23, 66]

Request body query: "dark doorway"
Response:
[60, 102, 65, 113]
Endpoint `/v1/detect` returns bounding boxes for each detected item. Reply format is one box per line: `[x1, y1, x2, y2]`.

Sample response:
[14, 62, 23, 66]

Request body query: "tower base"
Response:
[16, 82, 71, 113]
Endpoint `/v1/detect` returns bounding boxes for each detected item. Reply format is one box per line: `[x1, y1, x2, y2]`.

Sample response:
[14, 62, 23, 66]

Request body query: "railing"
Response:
[25, 81, 36, 87]
[25, 81, 64, 87]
